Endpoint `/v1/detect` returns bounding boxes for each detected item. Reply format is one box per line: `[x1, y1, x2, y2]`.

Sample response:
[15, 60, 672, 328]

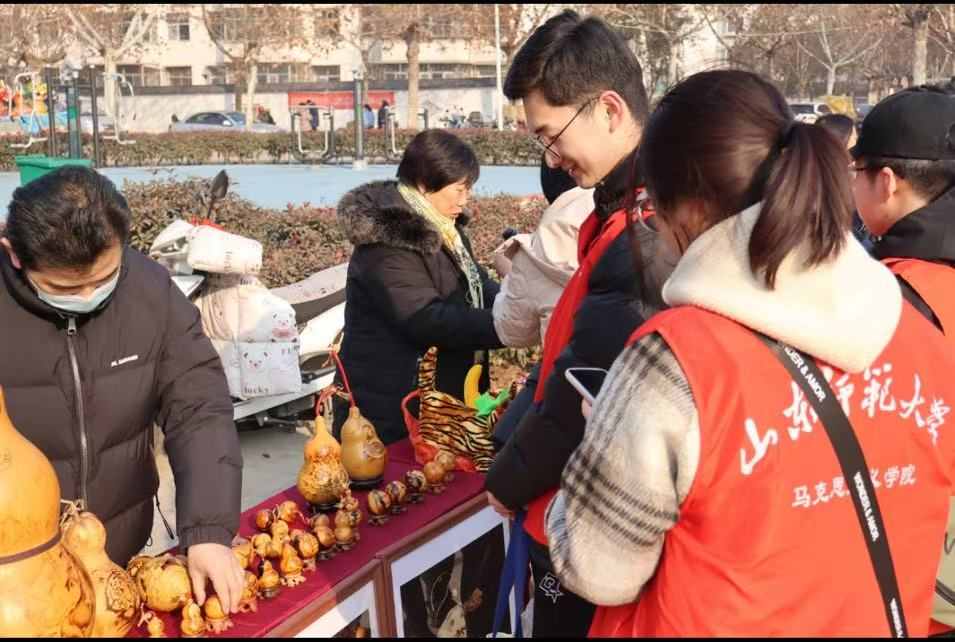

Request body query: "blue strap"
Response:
[492, 511, 529, 638]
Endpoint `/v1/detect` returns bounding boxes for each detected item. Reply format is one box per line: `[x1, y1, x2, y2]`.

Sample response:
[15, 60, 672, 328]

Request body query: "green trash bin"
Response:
[14, 155, 93, 187]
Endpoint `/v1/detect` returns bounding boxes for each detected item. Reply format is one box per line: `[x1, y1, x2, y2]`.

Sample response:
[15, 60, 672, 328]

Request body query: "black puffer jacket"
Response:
[334, 180, 503, 444]
[485, 150, 668, 515]
[0, 247, 242, 565]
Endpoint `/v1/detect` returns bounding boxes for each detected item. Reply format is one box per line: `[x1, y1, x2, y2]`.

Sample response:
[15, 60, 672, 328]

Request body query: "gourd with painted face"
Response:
[0, 386, 96, 637]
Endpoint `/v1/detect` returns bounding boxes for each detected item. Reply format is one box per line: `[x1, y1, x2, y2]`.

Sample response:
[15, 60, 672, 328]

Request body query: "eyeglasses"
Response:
[532, 98, 597, 162]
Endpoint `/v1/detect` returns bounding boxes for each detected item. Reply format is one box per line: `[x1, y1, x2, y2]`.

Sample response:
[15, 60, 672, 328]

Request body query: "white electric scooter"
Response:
[151, 170, 347, 432]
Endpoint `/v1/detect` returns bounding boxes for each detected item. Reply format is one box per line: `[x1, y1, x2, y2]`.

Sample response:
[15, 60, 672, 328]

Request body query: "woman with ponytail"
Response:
[545, 70, 955, 636]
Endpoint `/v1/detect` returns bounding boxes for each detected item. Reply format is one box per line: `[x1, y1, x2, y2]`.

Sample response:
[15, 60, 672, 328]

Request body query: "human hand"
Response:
[486, 491, 515, 520]
[187, 542, 245, 614]
[581, 399, 593, 420]
[493, 253, 512, 277]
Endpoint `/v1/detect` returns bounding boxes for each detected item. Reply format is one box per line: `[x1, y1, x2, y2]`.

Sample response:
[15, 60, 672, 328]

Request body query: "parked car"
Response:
[169, 111, 284, 134]
[789, 102, 832, 124]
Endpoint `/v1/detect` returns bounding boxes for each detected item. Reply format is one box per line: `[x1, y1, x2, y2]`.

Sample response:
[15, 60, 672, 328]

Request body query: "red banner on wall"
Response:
[288, 91, 395, 110]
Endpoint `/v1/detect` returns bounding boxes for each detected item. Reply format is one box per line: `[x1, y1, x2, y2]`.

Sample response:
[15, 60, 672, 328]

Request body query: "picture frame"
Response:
[379, 497, 516, 638]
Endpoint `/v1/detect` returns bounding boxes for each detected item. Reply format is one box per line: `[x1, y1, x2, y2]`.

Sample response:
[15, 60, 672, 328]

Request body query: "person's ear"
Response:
[598, 90, 628, 134]
[878, 167, 899, 204]
[0, 238, 21, 269]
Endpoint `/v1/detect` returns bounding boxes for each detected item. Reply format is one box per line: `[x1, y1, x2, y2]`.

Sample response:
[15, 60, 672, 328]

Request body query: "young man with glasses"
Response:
[483, 9, 671, 638]
[851, 82, 955, 636]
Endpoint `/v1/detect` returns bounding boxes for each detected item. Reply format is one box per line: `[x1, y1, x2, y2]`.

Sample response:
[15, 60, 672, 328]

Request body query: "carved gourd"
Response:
[0, 386, 96, 637]
[340, 407, 388, 486]
[62, 510, 141, 637]
[297, 419, 351, 510]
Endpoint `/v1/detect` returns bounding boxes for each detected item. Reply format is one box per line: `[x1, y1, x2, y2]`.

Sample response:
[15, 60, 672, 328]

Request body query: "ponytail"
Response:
[750, 121, 853, 288]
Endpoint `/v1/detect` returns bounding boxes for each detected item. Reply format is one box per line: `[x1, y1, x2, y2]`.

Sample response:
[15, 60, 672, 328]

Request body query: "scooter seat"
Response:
[271, 263, 348, 325]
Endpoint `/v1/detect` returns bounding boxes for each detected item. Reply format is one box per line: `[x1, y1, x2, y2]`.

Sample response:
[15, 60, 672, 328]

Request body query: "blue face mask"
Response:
[29, 268, 120, 315]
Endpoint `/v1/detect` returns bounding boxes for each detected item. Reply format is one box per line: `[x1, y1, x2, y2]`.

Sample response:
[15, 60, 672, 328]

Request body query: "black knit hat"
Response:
[539, 155, 577, 204]
[851, 85, 955, 161]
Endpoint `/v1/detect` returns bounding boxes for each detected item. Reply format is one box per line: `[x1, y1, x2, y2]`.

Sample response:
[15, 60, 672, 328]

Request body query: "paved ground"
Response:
[143, 422, 311, 555]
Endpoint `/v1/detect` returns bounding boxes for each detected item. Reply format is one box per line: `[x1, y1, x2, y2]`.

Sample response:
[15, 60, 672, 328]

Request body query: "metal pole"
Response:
[66, 72, 81, 159]
[353, 71, 365, 169]
[495, 4, 504, 130]
[89, 66, 100, 168]
[45, 67, 57, 157]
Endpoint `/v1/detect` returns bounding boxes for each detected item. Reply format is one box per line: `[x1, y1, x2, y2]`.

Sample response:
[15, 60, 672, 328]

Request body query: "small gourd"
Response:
[254, 509, 273, 532]
[404, 469, 428, 503]
[179, 598, 206, 637]
[238, 571, 259, 613]
[203, 595, 234, 634]
[279, 542, 306, 587]
[62, 508, 142, 637]
[386, 480, 409, 514]
[314, 526, 337, 560]
[258, 560, 281, 599]
[291, 530, 320, 572]
[232, 538, 253, 570]
[126, 554, 192, 613]
[423, 461, 447, 494]
[366, 489, 392, 526]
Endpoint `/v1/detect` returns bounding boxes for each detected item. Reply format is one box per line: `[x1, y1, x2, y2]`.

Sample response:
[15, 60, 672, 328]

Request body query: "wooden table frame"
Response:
[265, 560, 389, 638]
[259, 493, 505, 637]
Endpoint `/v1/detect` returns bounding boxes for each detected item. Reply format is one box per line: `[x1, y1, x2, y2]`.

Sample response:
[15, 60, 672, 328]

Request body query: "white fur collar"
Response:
[662, 203, 902, 373]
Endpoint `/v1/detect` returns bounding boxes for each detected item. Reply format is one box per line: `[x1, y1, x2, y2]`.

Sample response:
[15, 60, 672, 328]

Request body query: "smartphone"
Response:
[564, 367, 608, 405]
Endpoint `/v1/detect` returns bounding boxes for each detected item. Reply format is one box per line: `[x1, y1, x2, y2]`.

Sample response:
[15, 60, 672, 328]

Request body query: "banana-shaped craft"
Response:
[464, 364, 483, 408]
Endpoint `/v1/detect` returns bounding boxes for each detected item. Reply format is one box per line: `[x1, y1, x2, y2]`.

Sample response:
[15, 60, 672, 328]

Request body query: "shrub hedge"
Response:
[0, 128, 541, 170]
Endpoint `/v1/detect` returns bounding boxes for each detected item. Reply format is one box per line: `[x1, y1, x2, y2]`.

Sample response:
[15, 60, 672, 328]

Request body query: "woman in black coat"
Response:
[333, 130, 503, 444]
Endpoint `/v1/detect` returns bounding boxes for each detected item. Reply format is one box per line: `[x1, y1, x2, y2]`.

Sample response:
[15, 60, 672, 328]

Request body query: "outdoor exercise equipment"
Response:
[100, 72, 136, 145]
[290, 105, 333, 163]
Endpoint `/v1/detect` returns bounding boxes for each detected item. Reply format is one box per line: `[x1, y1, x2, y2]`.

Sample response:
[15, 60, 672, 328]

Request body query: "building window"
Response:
[368, 63, 407, 81]
[475, 65, 497, 78]
[312, 65, 340, 82]
[207, 9, 243, 42]
[423, 16, 454, 39]
[116, 65, 161, 88]
[121, 13, 158, 44]
[313, 7, 340, 37]
[167, 12, 190, 41]
[165, 66, 193, 87]
[205, 65, 236, 85]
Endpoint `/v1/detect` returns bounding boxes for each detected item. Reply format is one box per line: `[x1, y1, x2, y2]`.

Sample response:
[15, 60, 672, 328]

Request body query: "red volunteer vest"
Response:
[589, 304, 955, 637]
[523, 205, 636, 546]
[885, 258, 955, 335]
[885, 257, 955, 636]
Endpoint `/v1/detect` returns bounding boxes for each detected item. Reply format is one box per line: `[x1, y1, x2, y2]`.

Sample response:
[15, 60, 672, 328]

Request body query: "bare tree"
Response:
[702, 4, 798, 83]
[492, 4, 554, 65]
[892, 4, 933, 85]
[594, 4, 708, 94]
[0, 5, 74, 71]
[792, 4, 885, 95]
[929, 5, 955, 78]
[66, 4, 161, 117]
[201, 4, 306, 131]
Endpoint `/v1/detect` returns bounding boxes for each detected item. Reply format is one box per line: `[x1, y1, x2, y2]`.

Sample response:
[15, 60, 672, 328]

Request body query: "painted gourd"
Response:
[0, 386, 96, 637]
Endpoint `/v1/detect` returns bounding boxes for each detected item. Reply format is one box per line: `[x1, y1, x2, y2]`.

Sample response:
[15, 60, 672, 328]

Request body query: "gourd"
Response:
[0, 386, 96, 637]
[62, 508, 141, 637]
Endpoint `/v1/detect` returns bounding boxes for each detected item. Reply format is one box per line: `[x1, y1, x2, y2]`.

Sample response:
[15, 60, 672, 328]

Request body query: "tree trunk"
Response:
[245, 61, 257, 132]
[913, 16, 929, 85]
[406, 31, 420, 130]
[667, 38, 679, 89]
[768, 54, 775, 82]
[104, 51, 117, 124]
[867, 78, 879, 105]
[233, 66, 244, 112]
[826, 66, 836, 95]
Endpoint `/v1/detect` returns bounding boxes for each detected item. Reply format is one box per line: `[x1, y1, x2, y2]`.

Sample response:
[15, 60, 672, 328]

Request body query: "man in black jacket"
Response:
[483, 10, 671, 638]
[0, 166, 246, 614]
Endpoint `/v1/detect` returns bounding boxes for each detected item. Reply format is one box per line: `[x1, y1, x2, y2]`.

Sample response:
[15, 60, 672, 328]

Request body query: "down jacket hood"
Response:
[337, 180, 471, 255]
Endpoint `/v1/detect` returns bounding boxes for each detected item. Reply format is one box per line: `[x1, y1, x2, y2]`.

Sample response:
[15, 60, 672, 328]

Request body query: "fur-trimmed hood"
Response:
[337, 180, 470, 255]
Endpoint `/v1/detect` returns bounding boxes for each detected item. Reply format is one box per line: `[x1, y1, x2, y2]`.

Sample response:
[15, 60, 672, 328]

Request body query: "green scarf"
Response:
[398, 182, 484, 309]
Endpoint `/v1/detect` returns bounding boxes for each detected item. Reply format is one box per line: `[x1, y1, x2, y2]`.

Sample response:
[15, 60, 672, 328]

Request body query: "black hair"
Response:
[539, 154, 577, 204]
[640, 70, 852, 289]
[396, 129, 480, 192]
[504, 9, 649, 124]
[815, 114, 855, 147]
[4, 165, 130, 270]
[857, 155, 955, 201]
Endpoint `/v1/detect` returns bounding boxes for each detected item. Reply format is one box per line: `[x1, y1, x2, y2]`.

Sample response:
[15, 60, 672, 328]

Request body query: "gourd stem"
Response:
[331, 350, 356, 409]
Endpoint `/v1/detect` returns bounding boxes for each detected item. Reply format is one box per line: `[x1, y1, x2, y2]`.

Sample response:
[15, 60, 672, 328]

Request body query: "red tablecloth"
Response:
[128, 439, 484, 637]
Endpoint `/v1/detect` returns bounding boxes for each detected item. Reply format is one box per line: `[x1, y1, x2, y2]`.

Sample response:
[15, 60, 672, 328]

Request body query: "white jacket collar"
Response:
[662, 202, 902, 373]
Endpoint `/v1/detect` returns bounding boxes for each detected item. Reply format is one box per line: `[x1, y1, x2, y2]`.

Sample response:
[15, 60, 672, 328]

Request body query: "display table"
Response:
[128, 439, 504, 638]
